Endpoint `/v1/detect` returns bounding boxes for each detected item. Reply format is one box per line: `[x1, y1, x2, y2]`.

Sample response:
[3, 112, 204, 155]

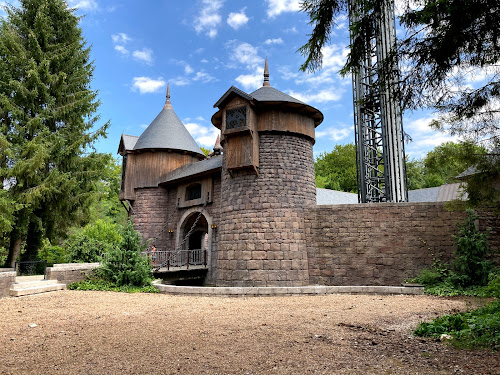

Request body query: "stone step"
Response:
[9, 281, 66, 297]
[10, 279, 55, 290]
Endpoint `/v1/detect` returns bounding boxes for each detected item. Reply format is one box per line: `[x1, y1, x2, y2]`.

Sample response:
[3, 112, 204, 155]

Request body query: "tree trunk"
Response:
[6, 235, 22, 268]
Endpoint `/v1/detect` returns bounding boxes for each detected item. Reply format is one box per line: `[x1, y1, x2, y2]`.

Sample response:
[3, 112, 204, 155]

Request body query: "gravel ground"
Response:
[0, 290, 498, 375]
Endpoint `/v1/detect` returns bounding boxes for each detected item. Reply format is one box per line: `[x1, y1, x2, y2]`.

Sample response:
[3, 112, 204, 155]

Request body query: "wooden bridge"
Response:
[149, 249, 207, 272]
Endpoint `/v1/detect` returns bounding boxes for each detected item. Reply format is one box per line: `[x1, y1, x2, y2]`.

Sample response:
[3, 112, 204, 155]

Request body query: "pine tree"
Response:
[0, 0, 110, 266]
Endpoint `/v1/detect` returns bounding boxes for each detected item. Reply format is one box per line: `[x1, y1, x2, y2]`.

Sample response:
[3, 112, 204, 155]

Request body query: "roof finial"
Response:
[164, 83, 172, 109]
[263, 57, 270, 87]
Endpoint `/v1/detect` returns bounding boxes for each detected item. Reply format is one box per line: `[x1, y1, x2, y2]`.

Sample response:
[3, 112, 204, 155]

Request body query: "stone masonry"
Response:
[217, 133, 316, 287]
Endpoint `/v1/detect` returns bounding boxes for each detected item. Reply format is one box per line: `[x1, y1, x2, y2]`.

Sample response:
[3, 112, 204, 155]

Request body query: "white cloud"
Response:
[287, 89, 343, 103]
[132, 77, 166, 94]
[264, 38, 283, 45]
[316, 126, 351, 142]
[194, 0, 223, 38]
[139, 124, 148, 129]
[185, 64, 194, 74]
[67, 0, 98, 11]
[114, 45, 128, 55]
[185, 122, 220, 148]
[192, 71, 216, 83]
[266, 0, 301, 18]
[111, 33, 131, 45]
[171, 77, 191, 86]
[235, 70, 262, 90]
[201, 58, 209, 63]
[230, 42, 263, 68]
[132, 48, 153, 64]
[227, 10, 249, 30]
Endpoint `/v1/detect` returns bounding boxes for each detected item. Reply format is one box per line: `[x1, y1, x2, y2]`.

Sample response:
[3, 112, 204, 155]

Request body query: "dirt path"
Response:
[0, 291, 497, 374]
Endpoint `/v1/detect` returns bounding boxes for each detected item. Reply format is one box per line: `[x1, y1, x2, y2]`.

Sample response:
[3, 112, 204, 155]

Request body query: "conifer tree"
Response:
[0, 0, 109, 266]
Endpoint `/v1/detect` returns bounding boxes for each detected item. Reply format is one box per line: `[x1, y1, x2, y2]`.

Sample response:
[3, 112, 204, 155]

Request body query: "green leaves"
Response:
[314, 143, 357, 192]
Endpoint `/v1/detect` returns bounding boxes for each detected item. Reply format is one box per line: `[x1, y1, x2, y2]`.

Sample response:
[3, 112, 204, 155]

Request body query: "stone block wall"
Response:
[46, 263, 100, 285]
[304, 203, 500, 286]
[0, 269, 16, 298]
[217, 133, 316, 287]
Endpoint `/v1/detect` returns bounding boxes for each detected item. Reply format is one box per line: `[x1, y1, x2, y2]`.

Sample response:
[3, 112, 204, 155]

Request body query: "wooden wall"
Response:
[120, 151, 200, 200]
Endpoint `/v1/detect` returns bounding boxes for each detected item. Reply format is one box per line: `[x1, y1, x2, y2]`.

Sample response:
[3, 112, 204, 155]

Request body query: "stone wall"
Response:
[131, 174, 221, 284]
[217, 133, 316, 287]
[0, 269, 16, 298]
[304, 203, 499, 286]
[46, 263, 100, 285]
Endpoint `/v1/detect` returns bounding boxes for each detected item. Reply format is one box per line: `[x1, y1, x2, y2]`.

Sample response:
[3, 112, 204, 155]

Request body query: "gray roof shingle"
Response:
[134, 106, 204, 156]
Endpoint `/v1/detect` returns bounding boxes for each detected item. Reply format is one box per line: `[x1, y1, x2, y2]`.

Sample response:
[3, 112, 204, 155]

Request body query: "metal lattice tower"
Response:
[349, 0, 407, 203]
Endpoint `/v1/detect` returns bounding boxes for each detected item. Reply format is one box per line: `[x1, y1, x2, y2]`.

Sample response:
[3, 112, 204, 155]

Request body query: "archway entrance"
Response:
[180, 212, 208, 266]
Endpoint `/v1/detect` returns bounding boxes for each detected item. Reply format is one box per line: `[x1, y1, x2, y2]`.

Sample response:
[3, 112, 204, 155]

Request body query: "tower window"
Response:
[226, 106, 247, 130]
[185, 183, 202, 201]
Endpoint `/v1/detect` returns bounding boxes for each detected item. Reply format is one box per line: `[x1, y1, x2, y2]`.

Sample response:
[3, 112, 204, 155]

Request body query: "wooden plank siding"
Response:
[120, 151, 200, 200]
[256, 110, 316, 142]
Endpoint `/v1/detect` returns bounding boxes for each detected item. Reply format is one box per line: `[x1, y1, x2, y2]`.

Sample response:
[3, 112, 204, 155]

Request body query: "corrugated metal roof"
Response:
[160, 155, 222, 184]
[134, 105, 204, 157]
[316, 188, 358, 205]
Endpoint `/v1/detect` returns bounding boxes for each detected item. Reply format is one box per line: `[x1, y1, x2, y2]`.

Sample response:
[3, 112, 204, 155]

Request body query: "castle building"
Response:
[119, 62, 499, 287]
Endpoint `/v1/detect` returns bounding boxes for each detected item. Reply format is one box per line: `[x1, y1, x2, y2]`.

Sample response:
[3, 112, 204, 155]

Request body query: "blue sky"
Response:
[1, 0, 464, 160]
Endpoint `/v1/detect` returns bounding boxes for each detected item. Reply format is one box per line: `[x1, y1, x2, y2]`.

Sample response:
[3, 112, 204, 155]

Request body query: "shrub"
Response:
[68, 279, 159, 293]
[38, 243, 66, 266]
[450, 209, 493, 287]
[98, 220, 152, 287]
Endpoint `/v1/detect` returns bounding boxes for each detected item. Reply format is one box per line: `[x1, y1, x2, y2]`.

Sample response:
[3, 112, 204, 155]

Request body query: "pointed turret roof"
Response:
[212, 60, 324, 126]
[133, 85, 204, 157]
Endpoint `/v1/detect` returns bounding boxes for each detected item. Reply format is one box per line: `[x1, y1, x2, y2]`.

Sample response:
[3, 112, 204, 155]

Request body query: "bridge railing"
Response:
[147, 249, 207, 270]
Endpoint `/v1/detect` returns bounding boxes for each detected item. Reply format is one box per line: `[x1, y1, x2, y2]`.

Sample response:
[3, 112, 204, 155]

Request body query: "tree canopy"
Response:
[0, 0, 110, 266]
[315, 143, 357, 192]
[299, 0, 499, 147]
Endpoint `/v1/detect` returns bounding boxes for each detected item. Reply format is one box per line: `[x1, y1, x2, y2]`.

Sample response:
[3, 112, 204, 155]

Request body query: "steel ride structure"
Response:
[349, 0, 408, 203]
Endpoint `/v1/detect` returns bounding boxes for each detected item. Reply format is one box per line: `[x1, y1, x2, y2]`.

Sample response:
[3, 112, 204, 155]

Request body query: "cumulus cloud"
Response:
[132, 48, 153, 64]
[266, 0, 301, 18]
[185, 64, 194, 74]
[235, 68, 263, 90]
[230, 42, 263, 69]
[264, 38, 283, 45]
[114, 45, 128, 55]
[185, 122, 220, 148]
[316, 126, 352, 142]
[227, 10, 249, 30]
[111, 33, 131, 45]
[287, 89, 343, 103]
[132, 77, 166, 94]
[194, 0, 223, 38]
[67, 0, 98, 11]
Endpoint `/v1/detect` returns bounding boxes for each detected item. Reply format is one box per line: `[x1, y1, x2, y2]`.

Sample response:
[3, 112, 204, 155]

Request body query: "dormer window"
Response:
[185, 183, 202, 201]
[226, 106, 247, 130]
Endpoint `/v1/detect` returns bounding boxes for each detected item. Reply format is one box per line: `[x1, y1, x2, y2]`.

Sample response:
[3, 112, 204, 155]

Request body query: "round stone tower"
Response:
[211, 59, 323, 287]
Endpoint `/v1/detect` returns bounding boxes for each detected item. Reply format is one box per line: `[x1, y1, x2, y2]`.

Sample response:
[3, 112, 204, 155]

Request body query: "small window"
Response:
[185, 183, 202, 201]
[121, 155, 127, 191]
[226, 106, 247, 130]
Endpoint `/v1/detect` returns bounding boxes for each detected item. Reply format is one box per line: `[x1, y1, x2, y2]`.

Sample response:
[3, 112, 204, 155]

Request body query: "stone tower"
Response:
[211, 60, 323, 286]
[118, 85, 205, 243]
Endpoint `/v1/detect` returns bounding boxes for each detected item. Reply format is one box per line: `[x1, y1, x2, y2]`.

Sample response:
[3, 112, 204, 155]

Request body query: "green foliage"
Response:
[65, 220, 122, 263]
[315, 143, 357, 192]
[451, 210, 493, 287]
[38, 239, 66, 266]
[68, 279, 159, 293]
[414, 301, 500, 350]
[98, 220, 152, 287]
[0, 0, 110, 266]
[200, 147, 211, 156]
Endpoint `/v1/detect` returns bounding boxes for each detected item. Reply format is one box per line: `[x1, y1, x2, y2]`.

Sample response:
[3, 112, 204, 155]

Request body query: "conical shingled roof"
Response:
[133, 85, 204, 157]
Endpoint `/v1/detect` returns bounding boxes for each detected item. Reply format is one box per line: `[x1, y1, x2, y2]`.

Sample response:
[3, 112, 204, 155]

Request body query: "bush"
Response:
[38, 243, 66, 266]
[65, 220, 122, 263]
[68, 279, 159, 293]
[451, 209, 493, 287]
[414, 301, 500, 350]
[98, 220, 152, 287]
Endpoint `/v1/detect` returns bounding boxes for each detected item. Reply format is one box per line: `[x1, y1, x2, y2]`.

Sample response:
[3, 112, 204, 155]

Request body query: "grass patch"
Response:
[414, 300, 500, 350]
[68, 279, 159, 293]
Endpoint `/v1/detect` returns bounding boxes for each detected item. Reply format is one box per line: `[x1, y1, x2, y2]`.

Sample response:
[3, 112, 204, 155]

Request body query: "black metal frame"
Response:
[14, 260, 47, 279]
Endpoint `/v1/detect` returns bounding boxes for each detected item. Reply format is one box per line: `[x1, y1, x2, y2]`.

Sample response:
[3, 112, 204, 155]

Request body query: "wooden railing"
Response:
[148, 249, 207, 270]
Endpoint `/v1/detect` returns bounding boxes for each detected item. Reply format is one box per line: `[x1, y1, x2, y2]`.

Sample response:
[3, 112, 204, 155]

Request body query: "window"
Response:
[226, 106, 247, 130]
[185, 183, 202, 201]
[121, 154, 127, 191]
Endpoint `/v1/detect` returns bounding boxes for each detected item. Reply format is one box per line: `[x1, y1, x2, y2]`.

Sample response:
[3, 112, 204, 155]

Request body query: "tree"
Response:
[0, 0, 109, 267]
[315, 143, 357, 192]
[299, 0, 499, 147]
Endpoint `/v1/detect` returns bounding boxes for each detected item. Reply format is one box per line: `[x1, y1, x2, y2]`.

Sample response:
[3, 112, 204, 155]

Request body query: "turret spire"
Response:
[263, 57, 270, 87]
[164, 83, 172, 109]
